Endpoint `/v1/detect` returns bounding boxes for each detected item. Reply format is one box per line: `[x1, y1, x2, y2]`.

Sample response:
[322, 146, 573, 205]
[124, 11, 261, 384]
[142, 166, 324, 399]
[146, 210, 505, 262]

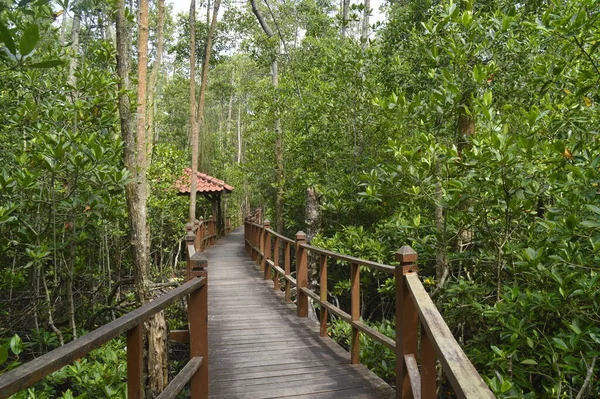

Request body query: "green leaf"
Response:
[29, 59, 65, 68]
[19, 24, 39, 57]
[0, 21, 16, 56]
[10, 335, 22, 355]
[520, 359, 538, 365]
[585, 204, 600, 215]
[552, 337, 569, 351]
[524, 247, 538, 262]
[491, 345, 504, 357]
[580, 220, 600, 228]
[501, 379, 513, 393]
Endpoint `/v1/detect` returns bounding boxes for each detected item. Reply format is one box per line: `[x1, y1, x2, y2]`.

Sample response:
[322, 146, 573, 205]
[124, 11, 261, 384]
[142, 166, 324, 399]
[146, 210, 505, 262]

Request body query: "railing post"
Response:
[395, 246, 419, 399]
[194, 219, 201, 250]
[198, 217, 205, 252]
[319, 254, 328, 337]
[127, 324, 143, 399]
[186, 223, 195, 280]
[244, 220, 249, 254]
[262, 220, 271, 280]
[249, 223, 255, 261]
[421, 320, 436, 399]
[258, 223, 265, 269]
[296, 231, 308, 317]
[273, 237, 280, 290]
[189, 256, 208, 399]
[284, 241, 291, 303]
[350, 262, 360, 364]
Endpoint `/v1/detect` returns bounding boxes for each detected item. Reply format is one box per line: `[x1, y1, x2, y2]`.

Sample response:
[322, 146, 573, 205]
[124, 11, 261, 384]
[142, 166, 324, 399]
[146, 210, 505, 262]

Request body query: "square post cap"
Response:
[296, 231, 306, 241]
[396, 245, 418, 264]
[264, 220, 271, 227]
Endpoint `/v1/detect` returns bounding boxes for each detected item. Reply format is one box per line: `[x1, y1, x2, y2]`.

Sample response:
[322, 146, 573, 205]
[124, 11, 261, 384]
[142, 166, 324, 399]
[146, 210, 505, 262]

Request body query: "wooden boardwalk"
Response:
[204, 228, 395, 399]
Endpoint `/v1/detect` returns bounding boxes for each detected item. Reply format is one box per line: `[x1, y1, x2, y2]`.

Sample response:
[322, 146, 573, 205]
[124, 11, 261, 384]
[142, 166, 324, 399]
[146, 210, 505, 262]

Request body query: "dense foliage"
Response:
[1, 0, 599, 397]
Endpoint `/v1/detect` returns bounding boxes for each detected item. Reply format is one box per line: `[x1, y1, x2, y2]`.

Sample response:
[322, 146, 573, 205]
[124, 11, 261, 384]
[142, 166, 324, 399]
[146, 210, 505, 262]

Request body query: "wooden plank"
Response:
[350, 262, 360, 364]
[127, 324, 143, 399]
[352, 320, 395, 350]
[168, 330, 189, 344]
[155, 357, 202, 399]
[404, 353, 421, 399]
[405, 274, 494, 398]
[203, 228, 396, 399]
[301, 243, 395, 274]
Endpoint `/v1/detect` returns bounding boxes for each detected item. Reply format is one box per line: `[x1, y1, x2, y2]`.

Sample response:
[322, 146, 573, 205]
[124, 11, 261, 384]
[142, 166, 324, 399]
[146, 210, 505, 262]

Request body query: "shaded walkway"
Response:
[204, 228, 395, 399]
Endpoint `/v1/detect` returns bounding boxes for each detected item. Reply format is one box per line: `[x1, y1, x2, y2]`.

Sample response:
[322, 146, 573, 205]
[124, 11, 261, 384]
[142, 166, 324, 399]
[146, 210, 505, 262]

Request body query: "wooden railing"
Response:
[244, 220, 494, 399]
[189, 216, 218, 253]
[0, 224, 211, 399]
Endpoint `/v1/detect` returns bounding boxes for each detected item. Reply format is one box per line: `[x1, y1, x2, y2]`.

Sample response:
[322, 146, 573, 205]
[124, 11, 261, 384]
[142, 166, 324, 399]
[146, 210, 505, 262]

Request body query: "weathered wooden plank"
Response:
[204, 228, 396, 399]
[156, 357, 203, 399]
[404, 353, 421, 399]
[405, 274, 494, 399]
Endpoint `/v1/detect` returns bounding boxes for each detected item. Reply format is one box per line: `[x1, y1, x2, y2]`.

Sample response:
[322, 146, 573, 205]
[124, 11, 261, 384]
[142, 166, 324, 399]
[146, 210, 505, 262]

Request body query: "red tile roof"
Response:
[175, 168, 234, 195]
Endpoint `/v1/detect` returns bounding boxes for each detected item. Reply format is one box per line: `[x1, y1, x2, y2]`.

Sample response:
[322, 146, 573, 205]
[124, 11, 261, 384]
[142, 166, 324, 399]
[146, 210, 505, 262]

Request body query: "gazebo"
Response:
[175, 168, 234, 235]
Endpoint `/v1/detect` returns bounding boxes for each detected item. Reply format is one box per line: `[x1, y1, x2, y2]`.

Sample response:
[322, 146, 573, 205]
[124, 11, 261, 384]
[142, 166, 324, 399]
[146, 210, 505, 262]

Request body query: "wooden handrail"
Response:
[0, 277, 207, 399]
[244, 220, 494, 399]
[1, 220, 213, 399]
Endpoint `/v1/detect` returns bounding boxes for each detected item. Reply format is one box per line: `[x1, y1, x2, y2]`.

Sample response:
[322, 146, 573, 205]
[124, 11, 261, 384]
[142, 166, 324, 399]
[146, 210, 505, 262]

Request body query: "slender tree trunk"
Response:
[361, 0, 370, 48]
[117, 0, 167, 395]
[146, 0, 165, 160]
[42, 270, 64, 346]
[189, 0, 198, 223]
[237, 101, 242, 163]
[341, 0, 349, 36]
[226, 69, 234, 160]
[134, 0, 150, 307]
[195, 0, 222, 173]
[66, 7, 81, 340]
[68, 11, 80, 87]
[305, 187, 321, 323]
[434, 158, 449, 295]
[250, 0, 285, 235]
[272, 59, 284, 235]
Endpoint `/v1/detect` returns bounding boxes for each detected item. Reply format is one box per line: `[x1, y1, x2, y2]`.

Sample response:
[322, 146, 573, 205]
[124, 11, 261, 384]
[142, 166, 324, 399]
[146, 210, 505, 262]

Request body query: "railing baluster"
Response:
[350, 262, 360, 364]
[263, 220, 271, 279]
[284, 241, 291, 303]
[395, 246, 419, 399]
[421, 320, 436, 399]
[273, 237, 280, 290]
[199, 217, 205, 252]
[296, 231, 308, 317]
[258, 223, 264, 268]
[189, 269, 208, 399]
[127, 324, 143, 399]
[319, 254, 328, 337]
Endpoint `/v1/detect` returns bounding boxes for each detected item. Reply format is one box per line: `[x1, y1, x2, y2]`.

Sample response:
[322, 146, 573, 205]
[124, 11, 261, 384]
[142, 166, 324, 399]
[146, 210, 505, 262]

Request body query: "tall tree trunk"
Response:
[250, 0, 284, 235]
[341, 0, 350, 36]
[195, 0, 222, 173]
[134, 0, 150, 308]
[68, 10, 80, 87]
[305, 187, 321, 323]
[147, 0, 165, 160]
[237, 100, 242, 163]
[433, 158, 449, 300]
[67, 7, 81, 340]
[226, 69, 234, 160]
[117, 0, 166, 395]
[361, 0, 370, 48]
[189, 0, 199, 223]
